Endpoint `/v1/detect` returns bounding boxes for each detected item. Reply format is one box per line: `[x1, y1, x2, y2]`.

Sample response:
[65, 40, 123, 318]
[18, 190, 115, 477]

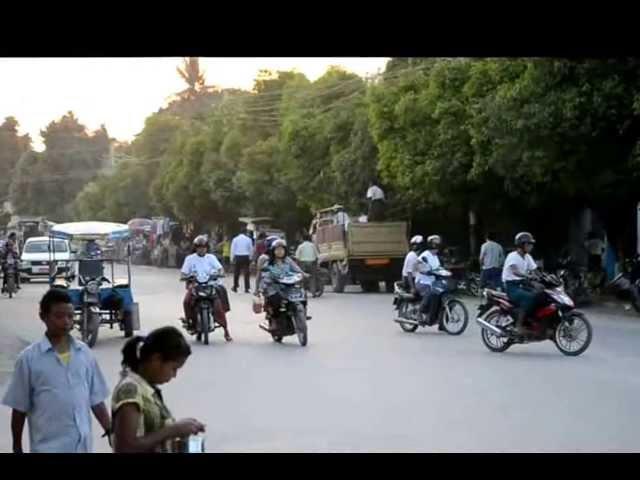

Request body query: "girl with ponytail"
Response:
[110, 326, 205, 452]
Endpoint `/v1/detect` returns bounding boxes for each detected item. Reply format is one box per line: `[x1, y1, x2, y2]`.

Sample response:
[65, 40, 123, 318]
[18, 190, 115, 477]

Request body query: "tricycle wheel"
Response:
[123, 311, 134, 338]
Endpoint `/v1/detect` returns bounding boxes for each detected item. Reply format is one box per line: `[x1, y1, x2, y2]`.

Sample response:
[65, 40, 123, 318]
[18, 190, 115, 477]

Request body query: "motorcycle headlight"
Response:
[86, 281, 99, 295]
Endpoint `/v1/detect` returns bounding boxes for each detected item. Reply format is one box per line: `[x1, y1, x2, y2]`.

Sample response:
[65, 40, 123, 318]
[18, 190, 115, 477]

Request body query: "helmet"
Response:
[193, 235, 208, 247]
[427, 235, 442, 248]
[514, 232, 535, 247]
[265, 235, 280, 251]
[269, 238, 287, 253]
[410, 235, 424, 245]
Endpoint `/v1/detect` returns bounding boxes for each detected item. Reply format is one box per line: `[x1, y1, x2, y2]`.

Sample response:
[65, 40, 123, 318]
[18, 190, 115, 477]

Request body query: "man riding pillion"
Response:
[180, 236, 233, 342]
[258, 239, 309, 331]
[415, 235, 446, 330]
[402, 235, 424, 293]
[502, 232, 540, 334]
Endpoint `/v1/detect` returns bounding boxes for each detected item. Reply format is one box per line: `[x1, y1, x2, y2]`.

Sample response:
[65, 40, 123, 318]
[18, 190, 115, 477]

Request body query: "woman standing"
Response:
[111, 326, 205, 452]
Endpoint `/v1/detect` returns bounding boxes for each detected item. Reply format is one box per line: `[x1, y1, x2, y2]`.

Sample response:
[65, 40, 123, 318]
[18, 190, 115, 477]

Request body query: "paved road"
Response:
[1, 265, 639, 452]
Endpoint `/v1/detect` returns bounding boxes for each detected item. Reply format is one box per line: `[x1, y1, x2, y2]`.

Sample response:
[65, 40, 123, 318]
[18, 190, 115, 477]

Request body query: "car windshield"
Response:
[24, 241, 68, 254]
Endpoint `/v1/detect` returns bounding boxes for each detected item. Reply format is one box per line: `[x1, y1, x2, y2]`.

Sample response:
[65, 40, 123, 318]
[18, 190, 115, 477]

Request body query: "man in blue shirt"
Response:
[2, 289, 111, 453]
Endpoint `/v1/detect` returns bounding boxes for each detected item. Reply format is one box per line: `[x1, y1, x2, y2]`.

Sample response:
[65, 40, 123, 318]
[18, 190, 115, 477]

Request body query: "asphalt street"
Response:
[1, 265, 639, 452]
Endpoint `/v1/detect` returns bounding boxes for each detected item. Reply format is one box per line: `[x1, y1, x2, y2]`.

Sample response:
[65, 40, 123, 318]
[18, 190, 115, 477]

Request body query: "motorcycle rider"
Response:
[84, 239, 102, 259]
[254, 235, 280, 295]
[415, 235, 445, 330]
[258, 238, 307, 331]
[502, 232, 539, 333]
[1, 238, 21, 292]
[402, 235, 424, 293]
[180, 235, 233, 342]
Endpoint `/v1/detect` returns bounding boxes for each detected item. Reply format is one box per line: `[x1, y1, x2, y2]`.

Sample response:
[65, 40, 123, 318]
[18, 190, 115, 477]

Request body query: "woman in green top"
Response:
[111, 326, 205, 453]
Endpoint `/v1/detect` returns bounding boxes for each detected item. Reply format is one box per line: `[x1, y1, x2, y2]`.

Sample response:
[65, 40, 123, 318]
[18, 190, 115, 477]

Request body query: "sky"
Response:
[0, 57, 389, 151]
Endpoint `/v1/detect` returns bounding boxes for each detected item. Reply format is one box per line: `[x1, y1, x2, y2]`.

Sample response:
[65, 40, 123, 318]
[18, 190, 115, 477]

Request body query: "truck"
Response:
[6, 216, 56, 251]
[311, 205, 408, 293]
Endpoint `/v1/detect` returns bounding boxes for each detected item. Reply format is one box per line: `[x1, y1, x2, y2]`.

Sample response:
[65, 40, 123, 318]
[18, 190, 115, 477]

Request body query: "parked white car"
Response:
[20, 237, 75, 282]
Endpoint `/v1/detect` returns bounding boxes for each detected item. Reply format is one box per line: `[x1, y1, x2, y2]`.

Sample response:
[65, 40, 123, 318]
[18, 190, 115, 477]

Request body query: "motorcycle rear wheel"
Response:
[397, 302, 418, 332]
[480, 310, 512, 353]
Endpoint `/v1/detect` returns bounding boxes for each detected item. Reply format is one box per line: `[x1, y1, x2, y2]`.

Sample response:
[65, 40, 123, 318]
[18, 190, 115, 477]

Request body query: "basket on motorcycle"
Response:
[252, 296, 264, 314]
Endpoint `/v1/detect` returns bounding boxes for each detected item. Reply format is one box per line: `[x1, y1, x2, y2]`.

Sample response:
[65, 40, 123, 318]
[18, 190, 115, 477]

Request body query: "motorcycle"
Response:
[458, 271, 482, 297]
[556, 256, 590, 304]
[258, 270, 309, 346]
[1, 254, 19, 299]
[476, 270, 593, 356]
[181, 273, 223, 345]
[607, 254, 640, 314]
[393, 268, 469, 335]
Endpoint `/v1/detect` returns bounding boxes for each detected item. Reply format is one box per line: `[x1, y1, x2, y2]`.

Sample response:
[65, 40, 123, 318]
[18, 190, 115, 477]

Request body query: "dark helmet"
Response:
[265, 235, 280, 251]
[193, 235, 208, 248]
[514, 232, 535, 247]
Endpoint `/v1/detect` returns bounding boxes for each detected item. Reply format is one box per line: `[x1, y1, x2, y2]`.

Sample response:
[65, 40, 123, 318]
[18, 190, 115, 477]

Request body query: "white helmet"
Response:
[427, 235, 442, 248]
[410, 235, 424, 245]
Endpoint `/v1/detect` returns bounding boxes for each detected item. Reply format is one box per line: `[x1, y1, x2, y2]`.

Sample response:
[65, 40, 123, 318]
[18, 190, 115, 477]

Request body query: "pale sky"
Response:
[0, 57, 389, 151]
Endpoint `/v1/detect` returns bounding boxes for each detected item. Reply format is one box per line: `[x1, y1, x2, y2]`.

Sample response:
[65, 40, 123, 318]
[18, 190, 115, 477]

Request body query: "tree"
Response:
[11, 112, 110, 220]
[0, 117, 31, 209]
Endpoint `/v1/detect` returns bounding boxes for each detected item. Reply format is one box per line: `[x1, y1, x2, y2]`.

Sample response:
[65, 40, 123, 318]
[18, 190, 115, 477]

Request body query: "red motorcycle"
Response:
[476, 271, 593, 356]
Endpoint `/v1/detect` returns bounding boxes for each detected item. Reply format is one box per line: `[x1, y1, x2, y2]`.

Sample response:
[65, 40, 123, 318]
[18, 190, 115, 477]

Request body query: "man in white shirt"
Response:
[502, 232, 539, 333]
[295, 233, 322, 297]
[402, 235, 424, 292]
[366, 180, 386, 222]
[180, 235, 232, 341]
[415, 235, 445, 329]
[230, 229, 254, 293]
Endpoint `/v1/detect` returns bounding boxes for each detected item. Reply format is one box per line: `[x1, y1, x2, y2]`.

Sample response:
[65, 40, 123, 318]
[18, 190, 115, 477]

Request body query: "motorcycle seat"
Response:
[114, 278, 129, 288]
[486, 289, 508, 300]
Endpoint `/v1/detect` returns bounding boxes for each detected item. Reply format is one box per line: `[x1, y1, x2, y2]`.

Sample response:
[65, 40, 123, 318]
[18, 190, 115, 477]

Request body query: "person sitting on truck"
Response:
[415, 235, 445, 330]
[402, 235, 425, 293]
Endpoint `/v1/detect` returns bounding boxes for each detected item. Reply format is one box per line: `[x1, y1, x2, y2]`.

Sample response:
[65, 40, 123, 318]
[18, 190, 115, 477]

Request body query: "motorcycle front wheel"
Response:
[294, 304, 308, 347]
[480, 310, 512, 353]
[554, 312, 592, 356]
[200, 307, 210, 346]
[442, 299, 469, 335]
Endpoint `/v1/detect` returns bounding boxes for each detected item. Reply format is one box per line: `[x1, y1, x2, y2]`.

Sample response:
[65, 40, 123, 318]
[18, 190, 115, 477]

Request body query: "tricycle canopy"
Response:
[49, 221, 131, 241]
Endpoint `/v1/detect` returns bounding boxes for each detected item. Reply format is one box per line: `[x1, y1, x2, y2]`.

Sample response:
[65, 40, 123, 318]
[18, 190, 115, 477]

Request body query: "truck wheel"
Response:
[361, 281, 380, 293]
[385, 280, 395, 294]
[331, 263, 346, 293]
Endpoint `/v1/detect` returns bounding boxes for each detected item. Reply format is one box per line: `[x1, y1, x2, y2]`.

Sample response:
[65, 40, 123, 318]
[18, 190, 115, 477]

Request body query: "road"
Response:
[1, 265, 640, 452]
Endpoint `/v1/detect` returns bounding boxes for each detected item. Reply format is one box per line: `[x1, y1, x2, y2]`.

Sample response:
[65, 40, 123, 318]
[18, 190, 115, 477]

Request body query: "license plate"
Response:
[34, 267, 49, 273]
[365, 258, 390, 266]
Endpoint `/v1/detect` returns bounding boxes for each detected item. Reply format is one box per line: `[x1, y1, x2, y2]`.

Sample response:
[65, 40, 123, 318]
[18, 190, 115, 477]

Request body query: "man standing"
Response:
[366, 180, 386, 222]
[295, 234, 321, 297]
[231, 229, 253, 293]
[479, 232, 505, 290]
[2, 289, 111, 453]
